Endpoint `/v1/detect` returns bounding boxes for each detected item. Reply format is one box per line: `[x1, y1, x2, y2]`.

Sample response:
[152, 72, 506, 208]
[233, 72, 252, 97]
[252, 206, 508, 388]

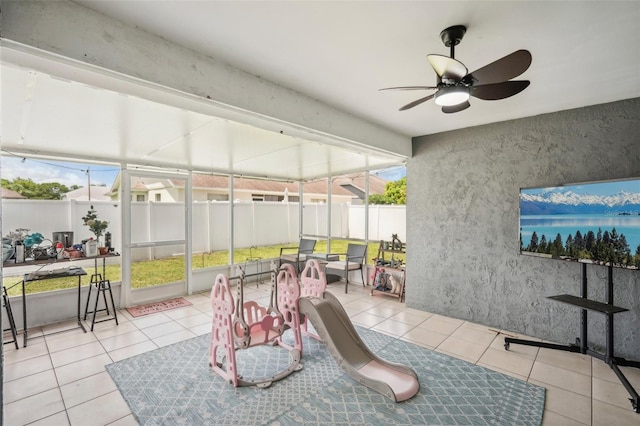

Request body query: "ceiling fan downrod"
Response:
[440, 25, 466, 59]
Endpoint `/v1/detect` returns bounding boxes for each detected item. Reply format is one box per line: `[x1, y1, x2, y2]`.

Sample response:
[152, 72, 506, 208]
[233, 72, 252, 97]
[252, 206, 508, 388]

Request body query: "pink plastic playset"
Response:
[209, 258, 420, 401]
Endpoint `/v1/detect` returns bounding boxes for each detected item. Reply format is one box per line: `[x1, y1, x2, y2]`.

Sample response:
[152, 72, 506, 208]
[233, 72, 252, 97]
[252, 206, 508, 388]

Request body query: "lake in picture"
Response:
[520, 214, 640, 250]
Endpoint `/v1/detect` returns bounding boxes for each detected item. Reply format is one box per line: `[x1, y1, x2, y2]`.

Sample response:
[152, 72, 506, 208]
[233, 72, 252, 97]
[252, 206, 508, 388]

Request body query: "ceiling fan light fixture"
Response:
[435, 86, 470, 106]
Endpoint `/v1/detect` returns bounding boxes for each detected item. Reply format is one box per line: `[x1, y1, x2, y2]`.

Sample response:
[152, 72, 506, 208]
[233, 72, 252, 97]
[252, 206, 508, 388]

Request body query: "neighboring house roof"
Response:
[107, 172, 388, 199]
[182, 172, 387, 198]
[62, 186, 111, 201]
[131, 182, 149, 191]
[1, 188, 26, 199]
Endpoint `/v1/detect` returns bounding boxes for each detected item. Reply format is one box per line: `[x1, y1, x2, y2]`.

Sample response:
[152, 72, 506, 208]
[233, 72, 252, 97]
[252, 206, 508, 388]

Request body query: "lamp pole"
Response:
[86, 167, 91, 200]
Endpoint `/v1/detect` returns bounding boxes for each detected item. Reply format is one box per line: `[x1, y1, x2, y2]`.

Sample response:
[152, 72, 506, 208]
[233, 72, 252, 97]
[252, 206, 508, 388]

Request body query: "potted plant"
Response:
[82, 205, 109, 254]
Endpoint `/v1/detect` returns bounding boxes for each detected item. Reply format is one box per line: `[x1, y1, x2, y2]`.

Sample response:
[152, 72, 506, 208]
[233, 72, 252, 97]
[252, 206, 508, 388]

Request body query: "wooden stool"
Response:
[84, 280, 118, 331]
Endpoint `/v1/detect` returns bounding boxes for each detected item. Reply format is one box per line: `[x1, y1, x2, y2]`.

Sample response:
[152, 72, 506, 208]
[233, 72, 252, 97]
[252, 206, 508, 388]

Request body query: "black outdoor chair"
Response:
[279, 238, 316, 272]
[325, 243, 367, 293]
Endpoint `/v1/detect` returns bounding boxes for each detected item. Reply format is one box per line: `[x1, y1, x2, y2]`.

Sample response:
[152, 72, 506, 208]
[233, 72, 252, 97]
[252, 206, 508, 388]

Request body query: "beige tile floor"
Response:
[3, 282, 640, 425]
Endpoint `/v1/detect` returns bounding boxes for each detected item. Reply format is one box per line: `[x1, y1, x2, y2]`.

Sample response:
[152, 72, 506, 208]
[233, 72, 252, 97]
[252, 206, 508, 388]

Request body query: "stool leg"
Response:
[91, 284, 101, 331]
[105, 281, 119, 325]
[83, 283, 94, 320]
[84, 273, 102, 320]
[101, 282, 110, 316]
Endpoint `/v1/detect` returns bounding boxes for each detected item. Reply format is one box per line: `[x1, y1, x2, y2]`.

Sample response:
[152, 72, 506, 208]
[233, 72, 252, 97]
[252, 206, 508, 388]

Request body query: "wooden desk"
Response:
[4, 254, 121, 345]
[21, 267, 87, 347]
[3, 252, 120, 269]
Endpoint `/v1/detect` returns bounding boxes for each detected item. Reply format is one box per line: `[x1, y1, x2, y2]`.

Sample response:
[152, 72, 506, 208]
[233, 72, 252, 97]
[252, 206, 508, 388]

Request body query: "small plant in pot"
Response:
[82, 205, 109, 255]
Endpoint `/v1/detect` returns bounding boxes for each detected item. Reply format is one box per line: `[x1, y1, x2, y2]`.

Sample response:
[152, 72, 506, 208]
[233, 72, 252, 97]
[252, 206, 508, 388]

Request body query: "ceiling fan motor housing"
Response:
[440, 25, 467, 47]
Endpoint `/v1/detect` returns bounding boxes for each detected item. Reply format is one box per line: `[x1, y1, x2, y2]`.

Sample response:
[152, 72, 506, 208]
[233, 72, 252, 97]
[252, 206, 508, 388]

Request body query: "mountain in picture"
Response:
[520, 188, 640, 215]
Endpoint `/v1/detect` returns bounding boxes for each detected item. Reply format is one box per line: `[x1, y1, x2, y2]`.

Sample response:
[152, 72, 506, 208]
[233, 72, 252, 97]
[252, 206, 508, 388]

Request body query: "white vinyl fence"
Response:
[1, 200, 406, 261]
[2, 199, 123, 252]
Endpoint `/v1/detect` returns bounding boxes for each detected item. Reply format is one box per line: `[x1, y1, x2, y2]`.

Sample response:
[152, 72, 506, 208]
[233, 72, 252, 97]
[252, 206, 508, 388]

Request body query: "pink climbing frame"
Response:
[298, 259, 327, 340]
[209, 262, 303, 387]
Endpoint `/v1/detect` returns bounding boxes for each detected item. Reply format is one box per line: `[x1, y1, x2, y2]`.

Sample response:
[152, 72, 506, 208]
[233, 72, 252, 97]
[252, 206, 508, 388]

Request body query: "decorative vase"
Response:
[84, 240, 98, 257]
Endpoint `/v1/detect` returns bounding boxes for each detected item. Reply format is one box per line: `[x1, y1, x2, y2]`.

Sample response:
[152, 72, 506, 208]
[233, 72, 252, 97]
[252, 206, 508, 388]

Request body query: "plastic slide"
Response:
[298, 292, 420, 402]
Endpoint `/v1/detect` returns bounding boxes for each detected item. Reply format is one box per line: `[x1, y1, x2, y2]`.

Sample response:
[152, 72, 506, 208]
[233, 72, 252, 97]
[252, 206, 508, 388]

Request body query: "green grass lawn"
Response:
[3, 240, 397, 296]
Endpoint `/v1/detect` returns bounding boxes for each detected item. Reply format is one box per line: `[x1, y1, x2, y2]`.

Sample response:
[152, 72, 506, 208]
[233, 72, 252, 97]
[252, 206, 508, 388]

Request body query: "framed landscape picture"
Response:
[519, 177, 640, 269]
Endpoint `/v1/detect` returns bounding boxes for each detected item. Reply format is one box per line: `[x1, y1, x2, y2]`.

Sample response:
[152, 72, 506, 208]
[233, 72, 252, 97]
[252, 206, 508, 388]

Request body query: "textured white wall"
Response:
[408, 98, 640, 359]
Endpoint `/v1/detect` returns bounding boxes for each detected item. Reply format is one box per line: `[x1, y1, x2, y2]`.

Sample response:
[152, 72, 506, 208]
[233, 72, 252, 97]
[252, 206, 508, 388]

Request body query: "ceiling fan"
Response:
[381, 25, 532, 113]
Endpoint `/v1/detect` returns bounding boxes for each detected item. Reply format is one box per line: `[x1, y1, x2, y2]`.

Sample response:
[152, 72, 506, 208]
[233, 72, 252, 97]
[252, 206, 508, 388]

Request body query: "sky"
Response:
[372, 165, 406, 181]
[1, 156, 120, 188]
[1, 156, 406, 188]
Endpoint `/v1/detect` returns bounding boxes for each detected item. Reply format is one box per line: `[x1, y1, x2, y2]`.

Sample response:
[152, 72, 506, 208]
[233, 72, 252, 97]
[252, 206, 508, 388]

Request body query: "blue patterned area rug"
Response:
[106, 328, 545, 425]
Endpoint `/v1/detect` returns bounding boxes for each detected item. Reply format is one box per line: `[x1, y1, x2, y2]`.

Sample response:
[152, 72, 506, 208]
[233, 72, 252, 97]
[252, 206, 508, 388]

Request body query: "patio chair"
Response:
[324, 243, 367, 294]
[279, 238, 316, 272]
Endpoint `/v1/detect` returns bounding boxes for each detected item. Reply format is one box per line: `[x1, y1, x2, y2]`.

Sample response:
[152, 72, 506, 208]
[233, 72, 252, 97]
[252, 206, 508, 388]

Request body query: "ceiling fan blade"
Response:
[470, 80, 530, 100]
[399, 93, 436, 111]
[442, 101, 470, 114]
[427, 54, 468, 80]
[379, 86, 437, 91]
[467, 50, 532, 84]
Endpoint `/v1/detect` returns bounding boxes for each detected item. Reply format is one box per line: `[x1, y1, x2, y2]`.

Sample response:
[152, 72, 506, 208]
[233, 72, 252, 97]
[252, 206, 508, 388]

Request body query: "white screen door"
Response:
[121, 169, 191, 307]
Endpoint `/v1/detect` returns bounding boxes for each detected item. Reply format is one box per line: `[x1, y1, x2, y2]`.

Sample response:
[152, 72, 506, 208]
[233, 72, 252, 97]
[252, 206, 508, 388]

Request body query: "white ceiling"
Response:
[1, 58, 397, 180]
[73, 0, 640, 137]
[2, 1, 640, 181]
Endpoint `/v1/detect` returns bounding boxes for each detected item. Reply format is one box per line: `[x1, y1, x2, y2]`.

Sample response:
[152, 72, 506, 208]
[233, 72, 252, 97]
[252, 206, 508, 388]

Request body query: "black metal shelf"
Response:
[504, 263, 639, 413]
[547, 294, 628, 315]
